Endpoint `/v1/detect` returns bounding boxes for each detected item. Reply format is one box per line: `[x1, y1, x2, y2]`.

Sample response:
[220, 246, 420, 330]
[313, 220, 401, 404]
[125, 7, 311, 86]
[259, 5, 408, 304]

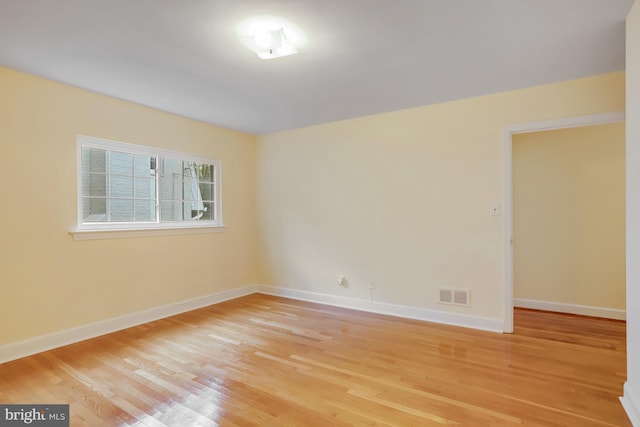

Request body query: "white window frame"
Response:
[72, 135, 224, 240]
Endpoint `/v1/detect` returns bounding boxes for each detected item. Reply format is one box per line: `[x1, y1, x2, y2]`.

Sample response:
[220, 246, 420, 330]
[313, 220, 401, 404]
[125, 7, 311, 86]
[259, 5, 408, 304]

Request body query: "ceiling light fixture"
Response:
[236, 15, 307, 60]
[246, 27, 297, 59]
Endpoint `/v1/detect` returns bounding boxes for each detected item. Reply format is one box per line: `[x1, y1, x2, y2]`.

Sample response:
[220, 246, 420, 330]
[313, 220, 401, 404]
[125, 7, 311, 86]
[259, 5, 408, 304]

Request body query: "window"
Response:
[77, 135, 222, 232]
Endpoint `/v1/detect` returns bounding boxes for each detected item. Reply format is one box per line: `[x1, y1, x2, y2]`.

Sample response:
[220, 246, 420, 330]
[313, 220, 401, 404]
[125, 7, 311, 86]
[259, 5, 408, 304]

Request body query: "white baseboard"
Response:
[0, 285, 258, 364]
[1, 284, 537, 365]
[621, 382, 640, 426]
[256, 285, 503, 333]
[514, 298, 626, 320]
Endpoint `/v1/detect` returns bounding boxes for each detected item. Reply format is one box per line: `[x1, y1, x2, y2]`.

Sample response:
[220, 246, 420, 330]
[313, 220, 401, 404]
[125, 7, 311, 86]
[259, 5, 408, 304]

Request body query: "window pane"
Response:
[160, 176, 181, 200]
[160, 201, 182, 221]
[82, 173, 107, 197]
[110, 175, 134, 198]
[197, 164, 214, 182]
[188, 201, 213, 220]
[162, 158, 182, 177]
[109, 151, 133, 176]
[110, 199, 134, 221]
[198, 183, 214, 201]
[199, 202, 214, 220]
[183, 202, 195, 220]
[135, 177, 155, 199]
[82, 197, 107, 222]
[134, 200, 156, 221]
[82, 147, 107, 173]
[134, 155, 155, 177]
[183, 179, 203, 205]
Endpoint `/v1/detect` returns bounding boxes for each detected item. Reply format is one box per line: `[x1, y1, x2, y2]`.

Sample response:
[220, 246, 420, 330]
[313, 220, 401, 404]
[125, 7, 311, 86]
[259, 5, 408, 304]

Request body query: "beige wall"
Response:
[257, 72, 625, 321]
[0, 66, 258, 346]
[512, 124, 625, 309]
[0, 66, 628, 347]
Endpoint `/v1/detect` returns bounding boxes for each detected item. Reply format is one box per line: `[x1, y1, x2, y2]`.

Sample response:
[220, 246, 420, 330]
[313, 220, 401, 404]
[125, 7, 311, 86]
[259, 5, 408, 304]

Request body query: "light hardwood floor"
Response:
[0, 294, 630, 426]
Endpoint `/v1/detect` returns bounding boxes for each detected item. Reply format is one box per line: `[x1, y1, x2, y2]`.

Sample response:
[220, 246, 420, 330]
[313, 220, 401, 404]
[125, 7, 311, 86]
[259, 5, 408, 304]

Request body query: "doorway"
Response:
[502, 112, 625, 333]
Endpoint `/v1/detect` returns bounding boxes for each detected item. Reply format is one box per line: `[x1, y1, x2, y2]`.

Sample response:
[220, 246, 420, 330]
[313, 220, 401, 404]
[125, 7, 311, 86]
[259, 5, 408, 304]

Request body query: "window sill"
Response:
[69, 224, 227, 241]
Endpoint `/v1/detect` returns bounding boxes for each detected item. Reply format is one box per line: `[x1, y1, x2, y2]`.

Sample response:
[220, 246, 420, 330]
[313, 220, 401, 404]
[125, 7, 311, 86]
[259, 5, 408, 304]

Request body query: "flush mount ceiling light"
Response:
[246, 27, 297, 59]
[236, 15, 307, 60]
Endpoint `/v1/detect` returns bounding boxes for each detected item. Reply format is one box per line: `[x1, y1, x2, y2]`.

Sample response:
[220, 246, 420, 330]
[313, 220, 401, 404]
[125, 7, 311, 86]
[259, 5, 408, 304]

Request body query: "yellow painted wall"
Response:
[512, 123, 625, 309]
[256, 72, 625, 321]
[0, 65, 627, 346]
[0, 67, 258, 346]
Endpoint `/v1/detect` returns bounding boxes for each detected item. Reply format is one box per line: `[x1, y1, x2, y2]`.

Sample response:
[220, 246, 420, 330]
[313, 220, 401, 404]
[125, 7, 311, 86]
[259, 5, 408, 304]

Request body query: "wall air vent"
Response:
[439, 288, 471, 307]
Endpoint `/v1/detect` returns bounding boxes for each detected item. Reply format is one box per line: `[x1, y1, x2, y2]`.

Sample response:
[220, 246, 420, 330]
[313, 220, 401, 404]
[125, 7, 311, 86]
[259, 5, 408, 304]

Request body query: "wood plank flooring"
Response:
[0, 294, 630, 426]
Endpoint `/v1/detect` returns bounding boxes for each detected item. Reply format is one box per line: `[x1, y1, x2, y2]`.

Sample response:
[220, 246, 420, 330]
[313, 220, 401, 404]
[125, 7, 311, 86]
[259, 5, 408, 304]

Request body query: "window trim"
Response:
[69, 224, 226, 241]
[73, 135, 224, 237]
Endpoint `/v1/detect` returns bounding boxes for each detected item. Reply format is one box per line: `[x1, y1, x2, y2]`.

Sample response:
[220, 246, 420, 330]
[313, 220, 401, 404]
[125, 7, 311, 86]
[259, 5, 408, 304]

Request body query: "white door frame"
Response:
[502, 111, 625, 333]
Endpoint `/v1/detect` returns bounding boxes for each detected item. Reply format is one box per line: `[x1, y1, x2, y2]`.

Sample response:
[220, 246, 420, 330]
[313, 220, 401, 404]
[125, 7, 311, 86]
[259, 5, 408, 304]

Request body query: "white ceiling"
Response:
[0, 1, 633, 135]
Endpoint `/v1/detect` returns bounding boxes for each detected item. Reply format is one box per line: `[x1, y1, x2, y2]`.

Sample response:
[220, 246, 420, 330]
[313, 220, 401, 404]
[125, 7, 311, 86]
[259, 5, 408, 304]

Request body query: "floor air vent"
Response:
[439, 288, 471, 307]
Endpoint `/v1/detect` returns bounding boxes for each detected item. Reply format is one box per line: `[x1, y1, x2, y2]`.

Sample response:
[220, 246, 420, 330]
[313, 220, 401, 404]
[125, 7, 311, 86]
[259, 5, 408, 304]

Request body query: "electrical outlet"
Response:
[368, 280, 376, 290]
